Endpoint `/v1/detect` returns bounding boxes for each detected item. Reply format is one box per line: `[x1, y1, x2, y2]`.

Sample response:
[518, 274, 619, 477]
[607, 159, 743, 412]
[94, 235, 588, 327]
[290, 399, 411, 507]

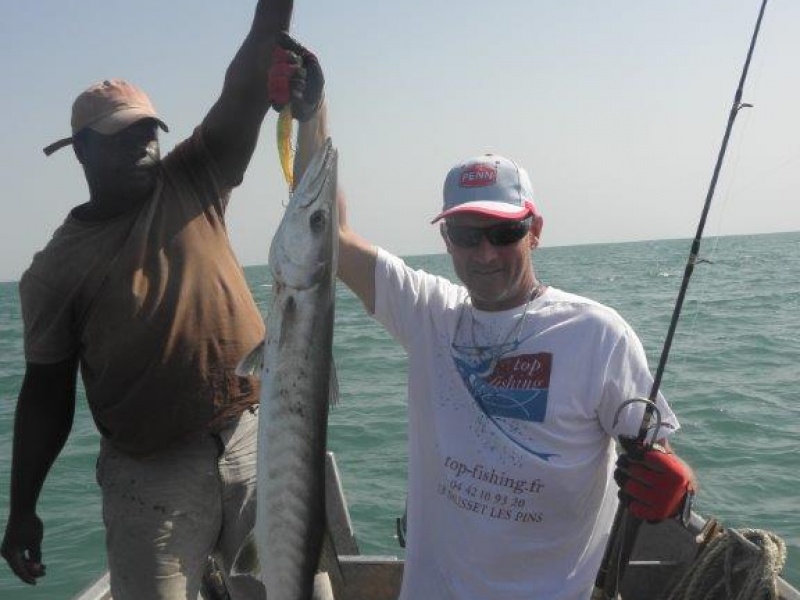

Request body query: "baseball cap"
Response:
[43, 79, 169, 156]
[431, 154, 539, 223]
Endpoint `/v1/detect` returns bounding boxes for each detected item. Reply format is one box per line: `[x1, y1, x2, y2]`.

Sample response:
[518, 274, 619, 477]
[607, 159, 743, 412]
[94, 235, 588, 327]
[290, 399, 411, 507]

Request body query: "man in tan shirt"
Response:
[1, 2, 323, 599]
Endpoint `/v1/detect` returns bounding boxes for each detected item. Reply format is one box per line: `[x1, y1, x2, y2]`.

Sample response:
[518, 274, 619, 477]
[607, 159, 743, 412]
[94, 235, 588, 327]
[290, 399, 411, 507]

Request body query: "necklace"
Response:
[452, 282, 546, 371]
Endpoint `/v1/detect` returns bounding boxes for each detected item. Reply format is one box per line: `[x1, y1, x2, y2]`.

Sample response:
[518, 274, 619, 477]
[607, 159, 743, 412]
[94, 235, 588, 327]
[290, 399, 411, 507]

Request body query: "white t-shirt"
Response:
[372, 249, 679, 600]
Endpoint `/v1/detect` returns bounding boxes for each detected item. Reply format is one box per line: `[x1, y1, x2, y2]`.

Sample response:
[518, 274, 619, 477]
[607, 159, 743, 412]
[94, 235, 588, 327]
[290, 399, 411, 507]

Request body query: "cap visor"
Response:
[43, 137, 74, 156]
[89, 108, 169, 135]
[431, 200, 535, 224]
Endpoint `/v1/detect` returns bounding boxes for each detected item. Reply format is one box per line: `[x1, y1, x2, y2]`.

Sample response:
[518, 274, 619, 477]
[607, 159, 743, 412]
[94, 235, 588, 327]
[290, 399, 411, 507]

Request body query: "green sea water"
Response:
[1, 232, 798, 598]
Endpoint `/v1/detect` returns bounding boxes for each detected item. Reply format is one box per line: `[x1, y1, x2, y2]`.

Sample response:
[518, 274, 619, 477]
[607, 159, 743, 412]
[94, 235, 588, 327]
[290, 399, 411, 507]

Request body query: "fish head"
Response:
[269, 138, 338, 291]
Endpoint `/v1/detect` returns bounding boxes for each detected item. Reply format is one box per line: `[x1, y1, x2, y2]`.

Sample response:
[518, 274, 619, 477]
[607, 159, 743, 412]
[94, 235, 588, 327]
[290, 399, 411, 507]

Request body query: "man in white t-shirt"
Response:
[336, 150, 695, 599]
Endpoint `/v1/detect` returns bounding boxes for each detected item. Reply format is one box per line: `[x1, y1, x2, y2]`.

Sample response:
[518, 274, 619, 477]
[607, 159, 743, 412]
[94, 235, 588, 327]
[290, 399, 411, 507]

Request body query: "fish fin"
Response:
[317, 525, 344, 590]
[235, 340, 265, 378]
[329, 361, 340, 407]
[231, 530, 260, 578]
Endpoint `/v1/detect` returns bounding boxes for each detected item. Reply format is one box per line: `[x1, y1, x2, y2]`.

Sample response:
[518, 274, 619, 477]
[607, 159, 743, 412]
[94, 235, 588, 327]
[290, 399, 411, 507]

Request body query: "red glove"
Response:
[614, 442, 694, 522]
[267, 32, 324, 121]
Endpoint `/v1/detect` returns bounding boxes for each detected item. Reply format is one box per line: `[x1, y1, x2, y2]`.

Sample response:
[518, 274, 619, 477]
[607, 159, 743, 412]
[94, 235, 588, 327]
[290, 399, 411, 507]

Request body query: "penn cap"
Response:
[431, 154, 539, 223]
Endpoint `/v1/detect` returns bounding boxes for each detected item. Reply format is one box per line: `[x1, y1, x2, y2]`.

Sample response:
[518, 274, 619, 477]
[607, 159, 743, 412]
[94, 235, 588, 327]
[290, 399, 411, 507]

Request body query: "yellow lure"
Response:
[277, 106, 295, 190]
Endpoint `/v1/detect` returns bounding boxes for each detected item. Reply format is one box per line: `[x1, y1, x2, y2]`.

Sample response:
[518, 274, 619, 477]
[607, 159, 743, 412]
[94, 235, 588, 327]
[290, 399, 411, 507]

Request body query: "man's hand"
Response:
[614, 441, 695, 523]
[2, 512, 46, 585]
[268, 31, 324, 121]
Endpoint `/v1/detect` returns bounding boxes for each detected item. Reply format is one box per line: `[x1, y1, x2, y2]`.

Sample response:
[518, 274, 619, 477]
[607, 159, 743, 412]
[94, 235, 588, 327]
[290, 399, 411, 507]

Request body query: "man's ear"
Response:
[529, 215, 544, 249]
[440, 223, 454, 254]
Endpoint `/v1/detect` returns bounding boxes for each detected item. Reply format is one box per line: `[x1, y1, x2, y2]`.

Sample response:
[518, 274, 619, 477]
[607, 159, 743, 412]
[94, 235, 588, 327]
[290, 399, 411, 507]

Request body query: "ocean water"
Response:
[1, 232, 799, 599]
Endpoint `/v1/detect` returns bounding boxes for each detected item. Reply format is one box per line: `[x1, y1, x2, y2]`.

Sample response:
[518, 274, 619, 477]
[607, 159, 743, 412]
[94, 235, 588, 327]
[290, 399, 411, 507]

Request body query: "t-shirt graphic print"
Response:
[451, 345, 558, 461]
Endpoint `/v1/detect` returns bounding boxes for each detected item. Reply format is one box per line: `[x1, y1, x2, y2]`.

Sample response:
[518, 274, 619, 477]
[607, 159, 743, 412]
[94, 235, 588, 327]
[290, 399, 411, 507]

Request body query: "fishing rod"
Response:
[594, 0, 770, 597]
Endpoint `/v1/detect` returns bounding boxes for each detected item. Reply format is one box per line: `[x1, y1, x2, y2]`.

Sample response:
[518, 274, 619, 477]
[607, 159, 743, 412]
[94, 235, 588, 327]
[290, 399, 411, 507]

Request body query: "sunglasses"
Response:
[445, 218, 532, 248]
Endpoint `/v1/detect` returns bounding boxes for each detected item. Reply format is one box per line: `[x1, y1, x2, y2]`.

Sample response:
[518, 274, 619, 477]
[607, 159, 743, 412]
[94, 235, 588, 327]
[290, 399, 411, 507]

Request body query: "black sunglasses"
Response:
[445, 218, 532, 248]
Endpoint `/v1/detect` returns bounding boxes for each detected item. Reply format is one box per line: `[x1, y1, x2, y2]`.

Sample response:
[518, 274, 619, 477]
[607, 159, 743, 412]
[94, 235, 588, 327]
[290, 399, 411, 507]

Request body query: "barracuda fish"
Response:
[235, 136, 339, 600]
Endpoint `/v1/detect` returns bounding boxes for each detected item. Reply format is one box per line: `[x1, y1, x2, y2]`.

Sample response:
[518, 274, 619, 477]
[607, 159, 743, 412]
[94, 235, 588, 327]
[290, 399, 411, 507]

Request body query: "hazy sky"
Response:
[1, 1, 798, 282]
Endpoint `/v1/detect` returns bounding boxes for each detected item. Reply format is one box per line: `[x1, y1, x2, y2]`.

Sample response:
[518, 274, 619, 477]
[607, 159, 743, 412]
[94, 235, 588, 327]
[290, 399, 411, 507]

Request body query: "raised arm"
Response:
[296, 104, 377, 312]
[201, 0, 293, 186]
[275, 35, 378, 315]
[295, 104, 378, 314]
[337, 188, 378, 315]
[257, 31, 379, 315]
[295, 99, 378, 314]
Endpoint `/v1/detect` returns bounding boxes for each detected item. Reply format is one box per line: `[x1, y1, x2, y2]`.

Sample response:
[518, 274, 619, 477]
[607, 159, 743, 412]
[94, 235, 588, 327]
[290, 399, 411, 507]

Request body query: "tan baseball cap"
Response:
[43, 79, 169, 156]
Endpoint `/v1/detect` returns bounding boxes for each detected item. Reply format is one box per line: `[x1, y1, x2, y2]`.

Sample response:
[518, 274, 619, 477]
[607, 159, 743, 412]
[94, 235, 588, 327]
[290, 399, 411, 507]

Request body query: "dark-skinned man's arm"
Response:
[2, 358, 78, 585]
[202, 0, 293, 186]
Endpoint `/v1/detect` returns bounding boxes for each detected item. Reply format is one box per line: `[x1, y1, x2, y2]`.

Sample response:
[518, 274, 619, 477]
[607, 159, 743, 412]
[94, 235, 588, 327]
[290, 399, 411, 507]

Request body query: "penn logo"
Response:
[460, 164, 497, 188]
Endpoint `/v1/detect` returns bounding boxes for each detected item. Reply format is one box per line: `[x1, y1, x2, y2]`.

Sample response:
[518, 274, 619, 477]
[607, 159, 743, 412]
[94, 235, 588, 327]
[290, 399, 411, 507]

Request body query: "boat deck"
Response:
[73, 452, 799, 600]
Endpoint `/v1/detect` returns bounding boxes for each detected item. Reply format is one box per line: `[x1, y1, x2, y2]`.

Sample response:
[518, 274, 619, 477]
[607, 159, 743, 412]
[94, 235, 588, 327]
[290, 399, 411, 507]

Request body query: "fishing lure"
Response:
[277, 106, 294, 189]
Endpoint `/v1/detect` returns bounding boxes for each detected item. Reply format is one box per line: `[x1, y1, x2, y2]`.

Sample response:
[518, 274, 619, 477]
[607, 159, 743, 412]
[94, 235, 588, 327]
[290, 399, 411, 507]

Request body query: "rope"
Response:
[664, 528, 787, 600]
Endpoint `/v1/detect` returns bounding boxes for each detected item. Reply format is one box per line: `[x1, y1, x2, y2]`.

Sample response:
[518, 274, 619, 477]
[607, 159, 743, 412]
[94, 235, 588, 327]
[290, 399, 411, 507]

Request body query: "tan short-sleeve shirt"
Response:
[20, 128, 265, 456]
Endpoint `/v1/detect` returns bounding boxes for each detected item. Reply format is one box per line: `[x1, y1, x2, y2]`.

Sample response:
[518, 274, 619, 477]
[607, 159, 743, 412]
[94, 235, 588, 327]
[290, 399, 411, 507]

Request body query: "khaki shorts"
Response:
[96, 408, 265, 600]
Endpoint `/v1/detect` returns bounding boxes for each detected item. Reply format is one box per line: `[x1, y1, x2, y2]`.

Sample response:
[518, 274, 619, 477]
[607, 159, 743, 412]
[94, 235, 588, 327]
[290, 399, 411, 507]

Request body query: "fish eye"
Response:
[309, 209, 327, 233]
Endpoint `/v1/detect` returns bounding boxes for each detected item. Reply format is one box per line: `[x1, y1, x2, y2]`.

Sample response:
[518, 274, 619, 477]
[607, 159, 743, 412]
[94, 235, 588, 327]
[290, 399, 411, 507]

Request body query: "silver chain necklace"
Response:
[452, 282, 545, 369]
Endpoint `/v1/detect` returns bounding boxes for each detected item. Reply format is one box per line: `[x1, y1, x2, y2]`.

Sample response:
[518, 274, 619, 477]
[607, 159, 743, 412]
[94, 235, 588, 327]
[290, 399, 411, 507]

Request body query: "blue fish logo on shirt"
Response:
[451, 349, 558, 461]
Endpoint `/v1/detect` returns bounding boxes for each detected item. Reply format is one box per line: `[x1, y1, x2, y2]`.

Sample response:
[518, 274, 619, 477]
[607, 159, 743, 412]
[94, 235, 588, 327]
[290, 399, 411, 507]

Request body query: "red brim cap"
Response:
[431, 199, 537, 224]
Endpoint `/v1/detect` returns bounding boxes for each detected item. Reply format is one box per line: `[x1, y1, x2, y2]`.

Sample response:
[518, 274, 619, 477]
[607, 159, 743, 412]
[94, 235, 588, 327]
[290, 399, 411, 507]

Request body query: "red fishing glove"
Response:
[267, 32, 324, 121]
[614, 441, 695, 523]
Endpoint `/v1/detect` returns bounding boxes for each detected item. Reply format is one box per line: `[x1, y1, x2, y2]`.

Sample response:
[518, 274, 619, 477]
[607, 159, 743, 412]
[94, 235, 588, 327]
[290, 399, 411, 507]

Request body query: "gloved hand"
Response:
[267, 31, 324, 121]
[614, 441, 695, 523]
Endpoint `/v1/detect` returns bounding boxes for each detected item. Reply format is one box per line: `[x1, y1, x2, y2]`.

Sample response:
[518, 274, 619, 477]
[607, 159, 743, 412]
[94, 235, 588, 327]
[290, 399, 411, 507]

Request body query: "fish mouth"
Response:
[293, 139, 337, 209]
[269, 138, 338, 291]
